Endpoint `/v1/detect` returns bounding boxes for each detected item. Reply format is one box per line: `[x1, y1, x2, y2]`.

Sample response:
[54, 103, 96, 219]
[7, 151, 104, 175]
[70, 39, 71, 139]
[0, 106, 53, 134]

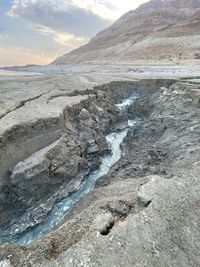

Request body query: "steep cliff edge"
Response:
[53, 0, 200, 64]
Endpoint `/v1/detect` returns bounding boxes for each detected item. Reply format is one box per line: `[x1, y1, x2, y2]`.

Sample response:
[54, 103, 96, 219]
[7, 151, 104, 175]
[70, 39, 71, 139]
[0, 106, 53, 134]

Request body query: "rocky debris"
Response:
[53, 0, 200, 65]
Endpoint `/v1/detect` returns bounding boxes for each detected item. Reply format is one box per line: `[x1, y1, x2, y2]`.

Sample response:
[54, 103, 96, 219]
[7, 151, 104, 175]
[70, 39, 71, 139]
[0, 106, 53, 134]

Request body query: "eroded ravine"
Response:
[0, 79, 173, 247]
[1, 87, 140, 245]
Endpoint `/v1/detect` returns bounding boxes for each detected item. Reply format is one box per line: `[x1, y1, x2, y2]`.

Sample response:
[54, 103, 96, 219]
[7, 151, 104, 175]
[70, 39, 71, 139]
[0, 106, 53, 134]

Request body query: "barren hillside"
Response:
[53, 0, 200, 64]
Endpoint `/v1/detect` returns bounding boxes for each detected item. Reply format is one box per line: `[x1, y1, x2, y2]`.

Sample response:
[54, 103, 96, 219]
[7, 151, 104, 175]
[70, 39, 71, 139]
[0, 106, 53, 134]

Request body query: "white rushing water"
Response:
[128, 118, 141, 127]
[115, 94, 138, 110]
[10, 92, 140, 245]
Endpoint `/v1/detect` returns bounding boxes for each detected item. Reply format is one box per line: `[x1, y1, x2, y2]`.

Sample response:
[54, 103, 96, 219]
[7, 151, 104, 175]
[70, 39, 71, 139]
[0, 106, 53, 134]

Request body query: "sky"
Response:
[0, 0, 149, 66]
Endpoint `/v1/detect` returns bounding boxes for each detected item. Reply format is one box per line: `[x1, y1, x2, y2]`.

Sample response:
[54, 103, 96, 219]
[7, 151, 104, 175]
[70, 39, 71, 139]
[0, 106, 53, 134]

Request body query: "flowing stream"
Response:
[8, 92, 139, 246]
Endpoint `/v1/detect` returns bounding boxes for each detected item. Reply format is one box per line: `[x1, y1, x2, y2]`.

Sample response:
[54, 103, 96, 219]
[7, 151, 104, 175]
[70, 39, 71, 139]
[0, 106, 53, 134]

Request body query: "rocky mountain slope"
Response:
[53, 0, 200, 64]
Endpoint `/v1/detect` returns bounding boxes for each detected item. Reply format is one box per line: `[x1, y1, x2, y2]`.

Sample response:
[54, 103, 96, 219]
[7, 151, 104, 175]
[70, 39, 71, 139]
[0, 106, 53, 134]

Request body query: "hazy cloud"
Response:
[36, 25, 89, 47]
[8, 0, 112, 37]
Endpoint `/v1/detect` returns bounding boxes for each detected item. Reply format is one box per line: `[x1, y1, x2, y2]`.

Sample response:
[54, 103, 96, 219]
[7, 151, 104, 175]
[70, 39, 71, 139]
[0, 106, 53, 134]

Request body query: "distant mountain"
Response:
[53, 0, 200, 64]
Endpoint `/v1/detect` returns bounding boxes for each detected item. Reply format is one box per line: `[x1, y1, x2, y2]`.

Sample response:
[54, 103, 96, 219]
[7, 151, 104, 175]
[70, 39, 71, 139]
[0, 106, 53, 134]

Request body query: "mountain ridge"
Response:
[53, 0, 200, 64]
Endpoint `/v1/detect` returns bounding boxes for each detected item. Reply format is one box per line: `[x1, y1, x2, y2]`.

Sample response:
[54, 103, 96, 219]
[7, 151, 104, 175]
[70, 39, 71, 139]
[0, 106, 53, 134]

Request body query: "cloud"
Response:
[8, 0, 112, 37]
[66, 0, 150, 20]
[36, 25, 89, 47]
